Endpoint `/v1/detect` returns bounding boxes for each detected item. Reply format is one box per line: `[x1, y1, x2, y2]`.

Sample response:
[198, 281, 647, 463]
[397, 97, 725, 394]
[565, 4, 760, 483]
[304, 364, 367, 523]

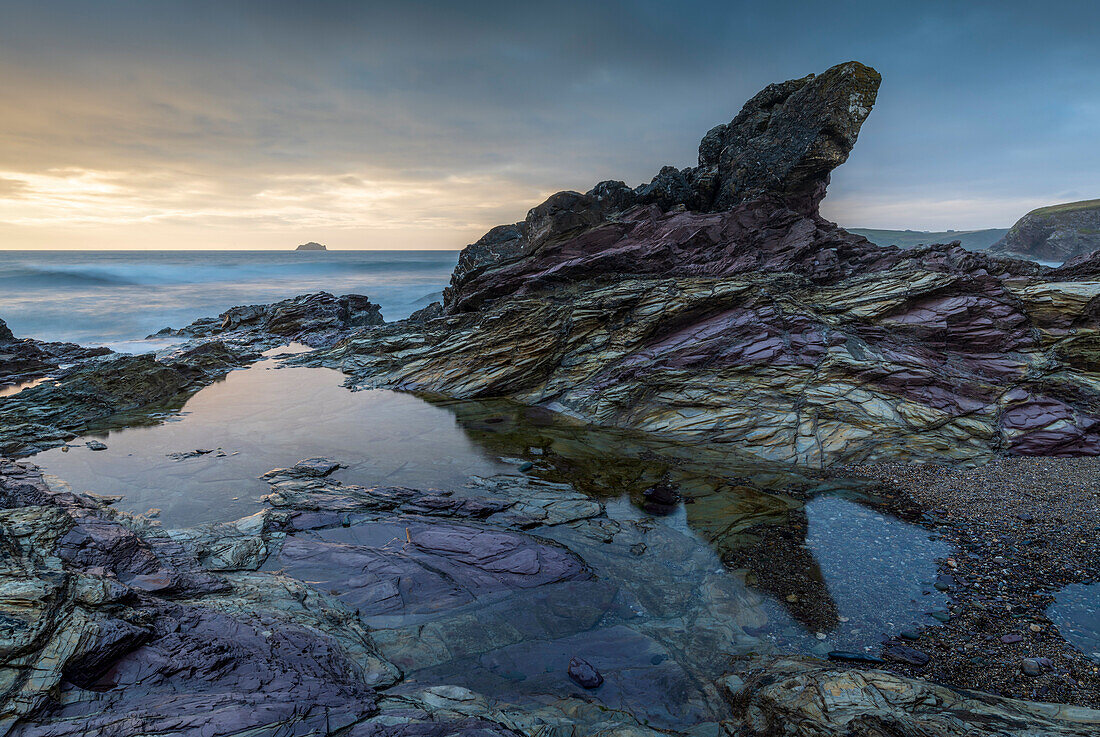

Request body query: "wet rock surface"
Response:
[727, 657, 1100, 736]
[162, 290, 383, 347]
[0, 318, 111, 388]
[0, 342, 255, 456]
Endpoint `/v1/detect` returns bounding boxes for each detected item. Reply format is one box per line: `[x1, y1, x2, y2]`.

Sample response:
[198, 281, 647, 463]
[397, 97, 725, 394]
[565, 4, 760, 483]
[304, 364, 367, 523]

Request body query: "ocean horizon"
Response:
[0, 249, 459, 351]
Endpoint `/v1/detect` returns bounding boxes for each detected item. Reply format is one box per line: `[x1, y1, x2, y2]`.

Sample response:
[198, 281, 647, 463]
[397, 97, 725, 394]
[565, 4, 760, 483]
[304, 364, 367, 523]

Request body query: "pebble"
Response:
[85, 440, 108, 451]
[1000, 633, 1024, 644]
[1021, 658, 1042, 676]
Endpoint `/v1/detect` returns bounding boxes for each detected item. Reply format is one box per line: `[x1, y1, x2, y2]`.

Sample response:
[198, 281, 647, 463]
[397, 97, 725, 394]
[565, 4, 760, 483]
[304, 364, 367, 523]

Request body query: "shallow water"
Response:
[1048, 583, 1100, 662]
[0, 377, 50, 398]
[31, 355, 951, 725]
[34, 354, 507, 525]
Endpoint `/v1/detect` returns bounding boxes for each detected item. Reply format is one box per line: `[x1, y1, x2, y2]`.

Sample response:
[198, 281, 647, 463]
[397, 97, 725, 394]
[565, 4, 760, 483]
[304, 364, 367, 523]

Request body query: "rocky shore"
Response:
[301, 62, 1100, 468]
[4, 61, 1100, 735]
[843, 458, 1100, 706]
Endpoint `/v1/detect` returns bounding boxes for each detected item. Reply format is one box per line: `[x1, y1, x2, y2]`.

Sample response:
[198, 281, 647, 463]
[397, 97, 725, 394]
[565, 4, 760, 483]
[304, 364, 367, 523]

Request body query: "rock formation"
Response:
[0, 318, 111, 389]
[991, 200, 1100, 263]
[726, 657, 1100, 736]
[0, 342, 255, 456]
[163, 291, 383, 347]
[296, 241, 328, 251]
[302, 61, 1100, 467]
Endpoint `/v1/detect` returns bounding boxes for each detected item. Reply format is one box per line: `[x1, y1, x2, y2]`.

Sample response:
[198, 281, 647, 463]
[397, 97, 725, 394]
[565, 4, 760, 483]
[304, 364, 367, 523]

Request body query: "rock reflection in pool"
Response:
[31, 358, 508, 526]
[789, 496, 950, 653]
[1048, 583, 1100, 662]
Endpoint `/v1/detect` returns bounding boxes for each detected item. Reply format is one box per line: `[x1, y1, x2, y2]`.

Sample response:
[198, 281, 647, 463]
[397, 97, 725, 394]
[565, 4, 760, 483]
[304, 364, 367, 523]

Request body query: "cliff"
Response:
[991, 199, 1100, 263]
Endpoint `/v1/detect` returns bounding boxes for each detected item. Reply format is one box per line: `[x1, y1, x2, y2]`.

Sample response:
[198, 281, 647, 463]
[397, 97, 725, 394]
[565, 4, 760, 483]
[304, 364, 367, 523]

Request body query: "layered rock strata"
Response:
[294, 62, 1100, 467]
[0, 319, 111, 388]
[160, 291, 383, 347]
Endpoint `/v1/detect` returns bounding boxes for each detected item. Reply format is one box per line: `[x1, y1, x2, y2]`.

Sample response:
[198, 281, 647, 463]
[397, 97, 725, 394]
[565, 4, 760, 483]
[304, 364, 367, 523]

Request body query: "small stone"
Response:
[900, 629, 921, 641]
[827, 651, 885, 665]
[1029, 623, 1041, 633]
[929, 611, 951, 623]
[786, 594, 799, 603]
[1021, 658, 1042, 676]
[1000, 633, 1024, 644]
[567, 657, 603, 689]
[85, 440, 108, 451]
[518, 462, 534, 472]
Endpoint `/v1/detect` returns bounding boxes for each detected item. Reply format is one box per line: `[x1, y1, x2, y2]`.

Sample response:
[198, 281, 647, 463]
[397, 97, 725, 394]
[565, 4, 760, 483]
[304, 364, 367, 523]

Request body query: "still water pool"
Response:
[29, 351, 952, 728]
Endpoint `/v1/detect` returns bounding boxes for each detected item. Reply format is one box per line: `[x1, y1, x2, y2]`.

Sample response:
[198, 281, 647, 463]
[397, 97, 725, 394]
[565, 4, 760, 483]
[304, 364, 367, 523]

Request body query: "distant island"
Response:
[295, 242, 327, 251]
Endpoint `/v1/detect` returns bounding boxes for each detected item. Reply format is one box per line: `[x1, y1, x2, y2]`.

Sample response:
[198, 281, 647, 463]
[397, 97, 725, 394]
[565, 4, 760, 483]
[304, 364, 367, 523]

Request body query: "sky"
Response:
[0, 0, 1097, 250]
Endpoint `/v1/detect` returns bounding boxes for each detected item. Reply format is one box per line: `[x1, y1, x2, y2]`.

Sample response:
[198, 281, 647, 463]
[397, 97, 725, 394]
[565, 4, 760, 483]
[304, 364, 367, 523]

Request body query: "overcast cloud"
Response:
[1, 0, 1097, 249]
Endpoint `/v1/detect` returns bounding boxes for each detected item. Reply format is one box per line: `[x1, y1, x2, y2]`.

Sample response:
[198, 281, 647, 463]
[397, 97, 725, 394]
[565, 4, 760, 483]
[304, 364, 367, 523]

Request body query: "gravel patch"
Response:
[841, 456, 1100, 707]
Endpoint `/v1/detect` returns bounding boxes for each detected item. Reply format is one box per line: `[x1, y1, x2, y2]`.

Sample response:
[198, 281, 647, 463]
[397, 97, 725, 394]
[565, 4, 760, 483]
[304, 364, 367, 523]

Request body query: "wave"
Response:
[0, 254, 459, 289]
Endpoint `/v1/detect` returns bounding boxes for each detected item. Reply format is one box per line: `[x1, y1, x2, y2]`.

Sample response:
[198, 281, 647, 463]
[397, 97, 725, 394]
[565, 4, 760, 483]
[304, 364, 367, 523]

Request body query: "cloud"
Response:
[0, 0, 1098, 247]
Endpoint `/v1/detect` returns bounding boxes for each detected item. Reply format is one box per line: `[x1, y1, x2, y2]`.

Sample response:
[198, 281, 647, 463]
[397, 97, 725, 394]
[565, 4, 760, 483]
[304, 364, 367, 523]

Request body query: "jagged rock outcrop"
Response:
[296, 241, 328, 251]
[0, 342, 255, 455]
[992, 200, 1100, 263]
[162, 291, 383, 347]
[1, 292, 393, 458]
[300, 62, 1100, 466]
[443, 61, 881, 312]
[0, 318, 111, 388]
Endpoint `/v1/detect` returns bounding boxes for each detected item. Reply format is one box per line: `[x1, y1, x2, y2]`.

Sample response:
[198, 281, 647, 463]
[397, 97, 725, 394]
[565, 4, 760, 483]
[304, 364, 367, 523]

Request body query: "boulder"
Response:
[442, 61, 881, 312]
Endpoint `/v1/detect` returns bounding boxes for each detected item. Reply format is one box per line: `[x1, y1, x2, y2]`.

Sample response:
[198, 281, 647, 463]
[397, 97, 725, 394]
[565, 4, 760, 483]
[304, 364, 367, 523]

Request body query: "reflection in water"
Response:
[1048, 583, 1100, 661]
[33, 357, 507, 526]
[31, 358, 950, 680]
[426, 396, 948, 654]
[0, 377, 50, 398]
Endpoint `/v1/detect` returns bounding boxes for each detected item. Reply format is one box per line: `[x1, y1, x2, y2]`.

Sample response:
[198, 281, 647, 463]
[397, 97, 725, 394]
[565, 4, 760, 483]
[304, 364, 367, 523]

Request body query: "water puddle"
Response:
[0, 377, 50, 398]
[1048, 582, 1100, 662]
[29, 353, 952, 726]
[33, 355, 508, 526]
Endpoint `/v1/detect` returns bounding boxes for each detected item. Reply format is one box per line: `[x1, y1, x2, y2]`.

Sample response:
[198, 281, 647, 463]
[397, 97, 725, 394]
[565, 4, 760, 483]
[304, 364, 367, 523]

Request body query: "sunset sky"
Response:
[1, 0, 1097, 250]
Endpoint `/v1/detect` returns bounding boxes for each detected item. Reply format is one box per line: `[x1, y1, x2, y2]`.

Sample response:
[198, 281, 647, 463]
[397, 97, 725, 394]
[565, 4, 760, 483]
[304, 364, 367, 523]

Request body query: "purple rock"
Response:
[568, 656, 603, 689]
[1000, 633, 1025, 644]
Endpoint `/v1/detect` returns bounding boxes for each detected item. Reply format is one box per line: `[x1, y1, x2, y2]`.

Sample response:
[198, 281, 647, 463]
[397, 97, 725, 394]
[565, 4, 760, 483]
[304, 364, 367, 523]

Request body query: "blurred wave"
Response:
[0, 250, 459, 349]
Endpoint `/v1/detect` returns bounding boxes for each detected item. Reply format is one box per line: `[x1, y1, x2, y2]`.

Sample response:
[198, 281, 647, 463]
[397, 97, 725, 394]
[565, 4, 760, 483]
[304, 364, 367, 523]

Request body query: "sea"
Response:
[0, 250, 459, 352]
